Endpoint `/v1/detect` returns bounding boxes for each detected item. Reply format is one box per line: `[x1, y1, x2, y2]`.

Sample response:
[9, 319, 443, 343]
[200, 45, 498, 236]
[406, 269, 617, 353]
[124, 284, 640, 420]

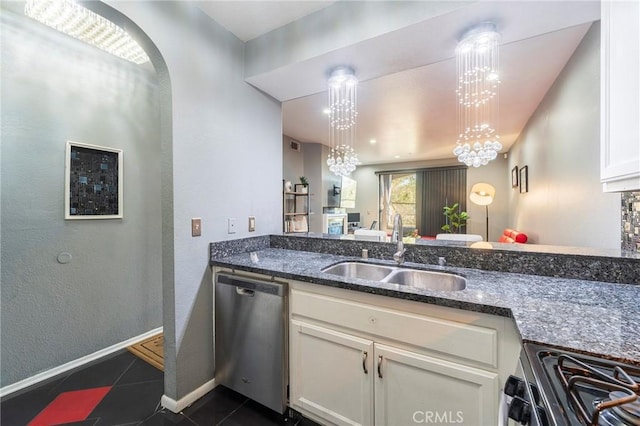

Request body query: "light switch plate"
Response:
[228, 218, 237, 234]
[248, 216, 256, 232]
[191, 218, 202, 237]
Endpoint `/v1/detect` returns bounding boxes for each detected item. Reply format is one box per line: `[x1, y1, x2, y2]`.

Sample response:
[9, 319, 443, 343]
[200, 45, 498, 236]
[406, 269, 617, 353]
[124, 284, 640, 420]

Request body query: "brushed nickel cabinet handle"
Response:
[363, 351, 368, 374]
[378, 355, 383, 378]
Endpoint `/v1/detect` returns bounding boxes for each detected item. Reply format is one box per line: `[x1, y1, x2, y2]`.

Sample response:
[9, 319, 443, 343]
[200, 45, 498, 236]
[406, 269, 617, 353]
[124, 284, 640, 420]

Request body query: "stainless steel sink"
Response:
[383, 269, 466, 291]
[322, 262, 394, 281]
[321, 261, 466, 291]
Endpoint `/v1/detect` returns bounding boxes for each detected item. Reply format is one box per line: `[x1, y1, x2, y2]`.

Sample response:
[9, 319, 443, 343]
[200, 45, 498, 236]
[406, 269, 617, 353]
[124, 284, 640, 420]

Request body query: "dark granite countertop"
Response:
[211, 247, 640, 366]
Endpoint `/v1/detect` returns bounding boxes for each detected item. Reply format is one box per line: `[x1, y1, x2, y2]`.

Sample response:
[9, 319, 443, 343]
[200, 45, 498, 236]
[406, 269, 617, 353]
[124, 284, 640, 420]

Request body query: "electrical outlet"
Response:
[228, 218, 237, 234]
[192, 218, 202, 237]
[248, 216, 256, 232]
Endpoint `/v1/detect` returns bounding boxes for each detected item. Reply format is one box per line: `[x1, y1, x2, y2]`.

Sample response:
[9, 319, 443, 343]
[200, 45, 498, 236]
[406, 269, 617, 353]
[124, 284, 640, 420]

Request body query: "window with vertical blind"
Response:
[378, 173, 416, 234]
[378, 167, 466, 237]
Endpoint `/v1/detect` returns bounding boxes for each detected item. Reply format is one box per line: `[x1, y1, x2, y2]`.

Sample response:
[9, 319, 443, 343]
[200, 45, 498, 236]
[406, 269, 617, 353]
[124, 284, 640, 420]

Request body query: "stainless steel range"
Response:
[502, 343, 640, 426]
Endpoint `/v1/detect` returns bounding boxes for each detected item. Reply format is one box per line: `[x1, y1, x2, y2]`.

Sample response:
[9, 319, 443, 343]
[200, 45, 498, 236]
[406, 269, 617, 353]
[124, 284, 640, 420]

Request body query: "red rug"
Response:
[27, 386, 111, 426]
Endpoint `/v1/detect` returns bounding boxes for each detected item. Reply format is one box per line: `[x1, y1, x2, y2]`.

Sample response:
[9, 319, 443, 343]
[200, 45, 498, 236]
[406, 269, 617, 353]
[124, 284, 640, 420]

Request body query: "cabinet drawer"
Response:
[291, 289, 498, 368]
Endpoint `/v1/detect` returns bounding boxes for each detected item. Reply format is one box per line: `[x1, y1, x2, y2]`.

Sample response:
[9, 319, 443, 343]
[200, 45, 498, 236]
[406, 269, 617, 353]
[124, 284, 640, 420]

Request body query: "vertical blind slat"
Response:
[418, 167, 467, 237]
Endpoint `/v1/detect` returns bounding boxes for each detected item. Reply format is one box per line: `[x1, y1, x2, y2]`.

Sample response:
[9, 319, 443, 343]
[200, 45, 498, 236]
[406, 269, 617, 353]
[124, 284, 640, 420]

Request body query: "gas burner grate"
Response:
[555, 354, 640, 425]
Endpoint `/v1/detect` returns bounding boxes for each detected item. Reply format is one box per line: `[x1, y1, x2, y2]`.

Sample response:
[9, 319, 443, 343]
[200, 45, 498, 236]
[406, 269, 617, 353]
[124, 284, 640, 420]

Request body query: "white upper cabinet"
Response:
[601, 0, 640, 192]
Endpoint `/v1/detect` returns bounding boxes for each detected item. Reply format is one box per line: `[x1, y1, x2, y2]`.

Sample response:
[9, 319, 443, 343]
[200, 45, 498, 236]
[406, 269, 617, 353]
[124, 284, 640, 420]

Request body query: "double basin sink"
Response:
[321, 261, 466, 292]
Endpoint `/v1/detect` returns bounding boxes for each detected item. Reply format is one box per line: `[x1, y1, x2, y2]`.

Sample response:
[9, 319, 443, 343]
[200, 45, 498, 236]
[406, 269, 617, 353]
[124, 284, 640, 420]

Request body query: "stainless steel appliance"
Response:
[501, 343, 640, 425]
[215, 272, 288, 414]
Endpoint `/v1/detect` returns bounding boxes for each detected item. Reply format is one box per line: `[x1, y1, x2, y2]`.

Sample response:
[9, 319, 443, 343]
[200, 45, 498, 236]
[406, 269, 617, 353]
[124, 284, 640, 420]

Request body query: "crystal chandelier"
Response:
[24, 0, 150, 65]
[326, 67, 359, 177]
[453, 23, 502, 167]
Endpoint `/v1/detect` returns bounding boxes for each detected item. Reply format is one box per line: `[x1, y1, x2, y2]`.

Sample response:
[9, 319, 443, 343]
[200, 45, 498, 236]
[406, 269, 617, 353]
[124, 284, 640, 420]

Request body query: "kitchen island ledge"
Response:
[210, 242, 639, 366]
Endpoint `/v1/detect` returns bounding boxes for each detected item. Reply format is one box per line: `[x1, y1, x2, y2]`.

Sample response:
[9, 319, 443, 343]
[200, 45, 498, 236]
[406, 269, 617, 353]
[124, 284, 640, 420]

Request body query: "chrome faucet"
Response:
[391, 214, 406, 264]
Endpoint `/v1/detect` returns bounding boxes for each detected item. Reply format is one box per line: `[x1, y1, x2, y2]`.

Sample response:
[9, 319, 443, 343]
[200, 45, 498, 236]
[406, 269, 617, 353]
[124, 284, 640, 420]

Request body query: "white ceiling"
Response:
[194, 1, 336, 42]
[197, 1, 600, 165]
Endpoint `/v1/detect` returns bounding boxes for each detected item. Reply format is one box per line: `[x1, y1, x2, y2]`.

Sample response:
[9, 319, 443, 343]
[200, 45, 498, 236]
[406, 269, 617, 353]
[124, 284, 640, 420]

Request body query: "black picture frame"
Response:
[519, 165, 529, 193]
[511, 166, 519, 188]
[65, 141, 123, 219]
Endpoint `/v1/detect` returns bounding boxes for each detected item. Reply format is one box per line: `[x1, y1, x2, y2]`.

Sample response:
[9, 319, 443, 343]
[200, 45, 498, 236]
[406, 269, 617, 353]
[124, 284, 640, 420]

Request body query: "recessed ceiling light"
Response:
[369, 139, 376, 144]
[24, 0, 150, 64]
[394, 155, 400, 159]
[322, 108, 331, 115]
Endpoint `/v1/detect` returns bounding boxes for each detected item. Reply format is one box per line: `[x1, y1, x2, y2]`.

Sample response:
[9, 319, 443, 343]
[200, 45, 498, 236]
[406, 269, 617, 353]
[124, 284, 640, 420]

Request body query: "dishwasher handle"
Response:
[217, 273, 285, 297]
[236, 287, 255, 297]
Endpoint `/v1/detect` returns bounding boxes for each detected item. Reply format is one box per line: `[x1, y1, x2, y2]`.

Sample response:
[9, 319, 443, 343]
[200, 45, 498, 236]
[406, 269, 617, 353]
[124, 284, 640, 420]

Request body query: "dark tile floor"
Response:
[1, 350, 319, 426]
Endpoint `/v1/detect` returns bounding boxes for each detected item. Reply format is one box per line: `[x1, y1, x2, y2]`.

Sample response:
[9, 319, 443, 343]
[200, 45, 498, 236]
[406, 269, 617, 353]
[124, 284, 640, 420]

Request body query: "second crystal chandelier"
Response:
[453, 23, 503, 167]
[326, 67, 359, 177]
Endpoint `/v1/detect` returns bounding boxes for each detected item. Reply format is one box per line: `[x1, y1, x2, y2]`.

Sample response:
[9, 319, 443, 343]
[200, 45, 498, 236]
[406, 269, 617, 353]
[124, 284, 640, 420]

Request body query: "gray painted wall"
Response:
[283, 136, 305, 233]
[0, 7, 162, 386]
[350, 164, 383, 229]
[303, 143, 324, 233]
[508, 23, 620, 249]
[107, 2, 283, 400]
[283, 136, 305, 186]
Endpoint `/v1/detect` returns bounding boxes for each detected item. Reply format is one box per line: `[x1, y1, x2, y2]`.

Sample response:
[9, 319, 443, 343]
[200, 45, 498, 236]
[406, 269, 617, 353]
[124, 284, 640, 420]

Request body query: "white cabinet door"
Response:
[601, 0, 640, 192]
[374, 344, 499, 426]
[290, 320, 374, 426]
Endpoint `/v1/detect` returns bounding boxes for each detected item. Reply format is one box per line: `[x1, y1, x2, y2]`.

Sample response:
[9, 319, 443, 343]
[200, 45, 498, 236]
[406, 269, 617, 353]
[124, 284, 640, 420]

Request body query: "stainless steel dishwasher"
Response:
[215, 272, 288, 414]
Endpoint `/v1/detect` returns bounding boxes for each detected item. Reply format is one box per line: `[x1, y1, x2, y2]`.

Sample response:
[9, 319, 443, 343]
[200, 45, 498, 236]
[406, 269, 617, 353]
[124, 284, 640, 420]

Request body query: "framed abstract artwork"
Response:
[65, 141, 123, 219]
[519, 165, 529, 194]
[511, 166, 519, 188]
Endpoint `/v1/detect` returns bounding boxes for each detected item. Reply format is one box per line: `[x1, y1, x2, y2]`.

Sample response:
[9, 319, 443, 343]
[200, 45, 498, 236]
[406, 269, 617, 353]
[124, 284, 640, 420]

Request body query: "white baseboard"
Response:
[0, 326, 163, 399]
[161, 378, 217, 413]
